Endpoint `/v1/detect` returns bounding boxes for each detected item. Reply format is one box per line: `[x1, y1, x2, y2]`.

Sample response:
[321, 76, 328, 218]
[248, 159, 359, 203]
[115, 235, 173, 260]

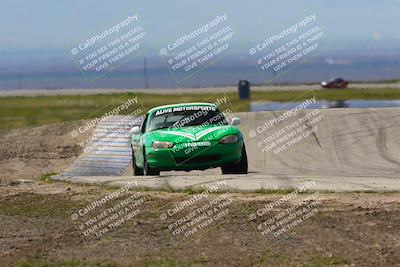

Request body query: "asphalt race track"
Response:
[54, 108, 400, 192]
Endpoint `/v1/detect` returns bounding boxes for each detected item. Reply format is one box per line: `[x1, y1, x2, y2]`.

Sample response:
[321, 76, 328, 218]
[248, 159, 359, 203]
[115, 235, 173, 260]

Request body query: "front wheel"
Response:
[132, 148, 143, 176]
[143, 150, 160, 176]
[221, 145, 248, 174]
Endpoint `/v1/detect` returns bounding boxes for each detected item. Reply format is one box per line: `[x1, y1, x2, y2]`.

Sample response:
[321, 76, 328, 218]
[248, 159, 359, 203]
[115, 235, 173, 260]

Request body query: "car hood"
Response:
[145, 124, 241, 144]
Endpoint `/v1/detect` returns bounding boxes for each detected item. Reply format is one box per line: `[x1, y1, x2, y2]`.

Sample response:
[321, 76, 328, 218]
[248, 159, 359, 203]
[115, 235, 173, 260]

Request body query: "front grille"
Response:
[174, 155, 220, 165]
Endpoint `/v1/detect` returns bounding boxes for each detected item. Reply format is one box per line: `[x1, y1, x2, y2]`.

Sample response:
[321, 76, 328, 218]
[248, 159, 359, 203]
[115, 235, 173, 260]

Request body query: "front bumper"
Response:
[146, 141, 243, 171]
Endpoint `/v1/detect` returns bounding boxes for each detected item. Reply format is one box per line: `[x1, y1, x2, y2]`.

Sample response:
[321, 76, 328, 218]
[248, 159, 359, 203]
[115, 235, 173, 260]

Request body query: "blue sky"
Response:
[0, 0, 399, 52]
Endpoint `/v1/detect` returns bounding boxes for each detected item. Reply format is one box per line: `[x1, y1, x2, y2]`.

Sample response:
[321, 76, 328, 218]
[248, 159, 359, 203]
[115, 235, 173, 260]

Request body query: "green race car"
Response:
[130, 102, 248, 176]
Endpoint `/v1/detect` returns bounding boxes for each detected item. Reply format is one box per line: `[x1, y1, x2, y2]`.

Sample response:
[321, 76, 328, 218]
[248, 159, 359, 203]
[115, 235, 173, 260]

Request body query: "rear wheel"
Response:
[131, 148, 143, 176]
[221, 145, 248, 174]
[143, 149, 160, 176]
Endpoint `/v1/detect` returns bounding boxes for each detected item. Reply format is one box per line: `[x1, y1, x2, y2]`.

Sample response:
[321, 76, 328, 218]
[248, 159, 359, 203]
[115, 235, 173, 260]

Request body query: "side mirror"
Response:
[130, 126, 140, 134]
[231, 117, 241, 126]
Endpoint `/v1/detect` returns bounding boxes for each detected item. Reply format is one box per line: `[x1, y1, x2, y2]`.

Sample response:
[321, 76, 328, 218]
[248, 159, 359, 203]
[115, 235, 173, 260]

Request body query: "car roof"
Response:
[147, 102, 217, 114]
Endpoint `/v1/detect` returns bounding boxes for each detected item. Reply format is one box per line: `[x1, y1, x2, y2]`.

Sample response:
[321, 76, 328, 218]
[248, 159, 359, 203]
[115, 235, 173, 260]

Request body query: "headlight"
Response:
[152, 141, 174, 149]
[219, 135, 239, 144]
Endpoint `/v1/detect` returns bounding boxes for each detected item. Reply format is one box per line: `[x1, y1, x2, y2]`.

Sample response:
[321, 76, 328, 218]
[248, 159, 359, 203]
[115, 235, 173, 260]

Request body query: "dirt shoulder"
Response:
[0, 121, 92, 185]
[0, 183, 399, 267]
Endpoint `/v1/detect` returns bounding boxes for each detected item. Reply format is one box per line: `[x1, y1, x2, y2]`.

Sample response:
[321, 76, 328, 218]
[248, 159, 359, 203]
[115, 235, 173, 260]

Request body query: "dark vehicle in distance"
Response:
[321, 78, 349, 89]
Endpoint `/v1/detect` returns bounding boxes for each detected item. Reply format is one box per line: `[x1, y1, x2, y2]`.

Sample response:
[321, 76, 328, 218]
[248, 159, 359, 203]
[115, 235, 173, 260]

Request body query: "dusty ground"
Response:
[0, 183, 399, 267]
[0, 121, 92, 185]
[0, 123, 400, 267]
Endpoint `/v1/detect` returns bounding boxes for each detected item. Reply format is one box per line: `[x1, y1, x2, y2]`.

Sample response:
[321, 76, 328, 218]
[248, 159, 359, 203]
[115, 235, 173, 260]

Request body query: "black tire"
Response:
[143, 149, 160, 176]
[132, 148, 143, 176]
[221, 145, 248, 174]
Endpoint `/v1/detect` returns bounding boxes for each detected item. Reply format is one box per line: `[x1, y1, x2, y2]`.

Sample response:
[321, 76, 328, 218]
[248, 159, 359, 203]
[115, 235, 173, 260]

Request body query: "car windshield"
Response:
[148, 106, 227, 131]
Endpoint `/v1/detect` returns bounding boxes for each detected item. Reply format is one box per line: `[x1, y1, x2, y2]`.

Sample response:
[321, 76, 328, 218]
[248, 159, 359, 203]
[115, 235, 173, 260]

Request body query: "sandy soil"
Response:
[0, 183, 399, 267]
[0, 121, 92, 185]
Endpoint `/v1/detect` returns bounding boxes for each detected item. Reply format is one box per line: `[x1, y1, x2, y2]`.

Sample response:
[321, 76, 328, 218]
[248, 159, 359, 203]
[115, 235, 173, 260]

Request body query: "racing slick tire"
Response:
[131, 148, 143, 176]
[143, 149, 160, 176]
[221, 145, 248, 174]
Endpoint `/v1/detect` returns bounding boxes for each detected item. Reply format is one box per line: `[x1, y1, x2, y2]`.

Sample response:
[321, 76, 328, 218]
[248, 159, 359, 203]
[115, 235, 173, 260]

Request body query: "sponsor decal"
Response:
[155, 106, 216, 116]
[184, 141, 211, 147]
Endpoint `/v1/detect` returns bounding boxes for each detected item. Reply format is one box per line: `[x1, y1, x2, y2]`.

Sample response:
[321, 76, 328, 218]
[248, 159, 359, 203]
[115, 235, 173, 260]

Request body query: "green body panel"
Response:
[131, 103, 244, 171]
